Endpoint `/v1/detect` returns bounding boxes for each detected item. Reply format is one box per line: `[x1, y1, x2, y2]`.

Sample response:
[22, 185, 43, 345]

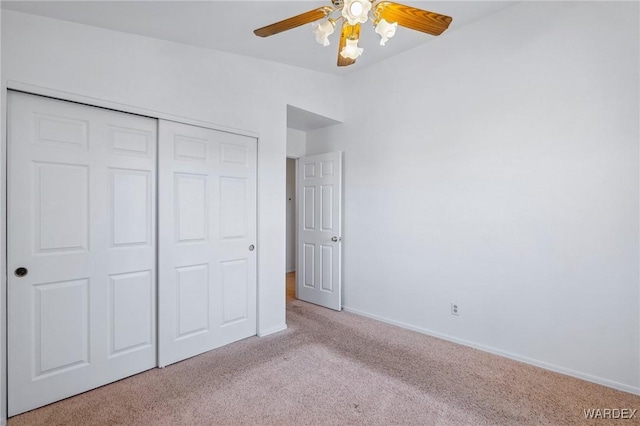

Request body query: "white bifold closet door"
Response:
[158, 120, 257, 367]
[7, 91, 157, 416]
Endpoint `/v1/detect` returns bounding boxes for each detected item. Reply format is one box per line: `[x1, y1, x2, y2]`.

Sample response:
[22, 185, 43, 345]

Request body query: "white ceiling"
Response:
[2, 1, 517, 76]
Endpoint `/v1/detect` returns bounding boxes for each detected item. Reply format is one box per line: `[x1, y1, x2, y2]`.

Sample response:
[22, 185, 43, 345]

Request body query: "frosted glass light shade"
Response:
[342, 0, 371, 25]
[375, 19, 398, 46]
[340, 38, 364, 60]
[312, 19, 336, 46]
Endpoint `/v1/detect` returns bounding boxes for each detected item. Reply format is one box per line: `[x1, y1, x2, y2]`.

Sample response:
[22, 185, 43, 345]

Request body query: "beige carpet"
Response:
[9, 298, 639, 425]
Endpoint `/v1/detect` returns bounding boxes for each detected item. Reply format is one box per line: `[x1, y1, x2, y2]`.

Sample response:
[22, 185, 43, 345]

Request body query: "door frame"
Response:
[285, 156, 299, 279]
[1, 81, 261, 421]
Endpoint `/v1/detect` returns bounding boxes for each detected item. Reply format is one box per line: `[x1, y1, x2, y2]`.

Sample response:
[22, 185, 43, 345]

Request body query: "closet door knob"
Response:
[14, 267, 28, 277]
[249, 244, 255, 251]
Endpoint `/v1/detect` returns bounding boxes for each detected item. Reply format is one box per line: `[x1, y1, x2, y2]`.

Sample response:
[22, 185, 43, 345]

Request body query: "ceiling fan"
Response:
[254, 0, 453, 67]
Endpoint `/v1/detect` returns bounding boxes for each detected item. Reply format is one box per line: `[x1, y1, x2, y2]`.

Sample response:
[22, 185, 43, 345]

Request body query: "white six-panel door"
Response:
[158, 120, 257, 367]
[297, 152, 343, 311]
[7, 91, 157, 415]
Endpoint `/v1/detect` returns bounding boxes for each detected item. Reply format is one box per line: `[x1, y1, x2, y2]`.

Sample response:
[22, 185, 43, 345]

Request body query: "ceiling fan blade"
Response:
[375, 2, 452, 36]
[254, 6, 333, 37]
[337, 22, 361, 67]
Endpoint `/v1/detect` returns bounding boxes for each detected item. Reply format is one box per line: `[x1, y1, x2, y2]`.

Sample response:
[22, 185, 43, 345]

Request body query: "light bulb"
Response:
[340, 38, 364, 60]
[350, 2, 363, 16]
[341, 0, 371, 25]
[375, 19, 397, 46]
[312, 19, 336, 47]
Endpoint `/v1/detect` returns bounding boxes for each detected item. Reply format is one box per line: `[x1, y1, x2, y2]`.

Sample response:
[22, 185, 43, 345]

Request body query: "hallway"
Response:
[286, 272, 295, 303]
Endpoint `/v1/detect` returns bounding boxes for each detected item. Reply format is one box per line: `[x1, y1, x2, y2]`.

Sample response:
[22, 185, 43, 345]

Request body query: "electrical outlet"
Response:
[451, 302, 459, 316]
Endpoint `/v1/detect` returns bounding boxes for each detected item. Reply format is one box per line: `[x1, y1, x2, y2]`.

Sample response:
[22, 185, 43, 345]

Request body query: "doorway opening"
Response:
[285, 105, 341, 310]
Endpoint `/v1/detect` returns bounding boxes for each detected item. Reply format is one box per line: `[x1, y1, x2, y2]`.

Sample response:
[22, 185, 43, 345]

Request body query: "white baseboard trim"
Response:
[257, 324, 288, 337]
[342, 305, 640, 396]
[285, 268, 295, 274]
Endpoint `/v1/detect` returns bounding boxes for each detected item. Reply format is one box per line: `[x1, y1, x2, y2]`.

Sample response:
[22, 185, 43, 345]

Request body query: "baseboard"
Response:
[285, 268, 295, 274]
[342, 305, 640, 396]
[257, 323, 288, 337]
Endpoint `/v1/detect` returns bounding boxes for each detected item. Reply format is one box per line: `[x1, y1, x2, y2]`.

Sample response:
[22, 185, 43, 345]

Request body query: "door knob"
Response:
[14, 267, 28, 277]
[249, 244, 255, 251]
[331, 236, 342, 242]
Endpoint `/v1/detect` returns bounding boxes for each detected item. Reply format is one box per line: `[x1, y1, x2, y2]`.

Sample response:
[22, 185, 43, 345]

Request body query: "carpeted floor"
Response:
[9, 284, 639, 425]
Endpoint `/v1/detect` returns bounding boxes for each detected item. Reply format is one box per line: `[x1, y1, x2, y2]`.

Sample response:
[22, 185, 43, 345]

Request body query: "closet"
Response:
[7, 91, 257, 415]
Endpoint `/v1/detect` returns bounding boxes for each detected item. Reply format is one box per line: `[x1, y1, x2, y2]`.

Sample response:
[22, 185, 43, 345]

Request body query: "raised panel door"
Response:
[7, 91, 157, 415]
[158, 120, 257, 367]
[297, 152, 343, 310]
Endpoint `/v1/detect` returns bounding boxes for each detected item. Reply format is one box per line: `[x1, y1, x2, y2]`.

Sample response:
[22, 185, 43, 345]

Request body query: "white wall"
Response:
[1, 10, 343, 419]
[307, 1, 639, 393]
[286, 127, 306, 158]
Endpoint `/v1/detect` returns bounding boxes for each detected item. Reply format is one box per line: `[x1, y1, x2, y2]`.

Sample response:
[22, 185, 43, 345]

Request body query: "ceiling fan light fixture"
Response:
[253, 2, 452, 67]
[312, 19, 336, 46]
[374, 18, 397, 46]
[341, 0, 371, 25]
[340, 38, 364, 60]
